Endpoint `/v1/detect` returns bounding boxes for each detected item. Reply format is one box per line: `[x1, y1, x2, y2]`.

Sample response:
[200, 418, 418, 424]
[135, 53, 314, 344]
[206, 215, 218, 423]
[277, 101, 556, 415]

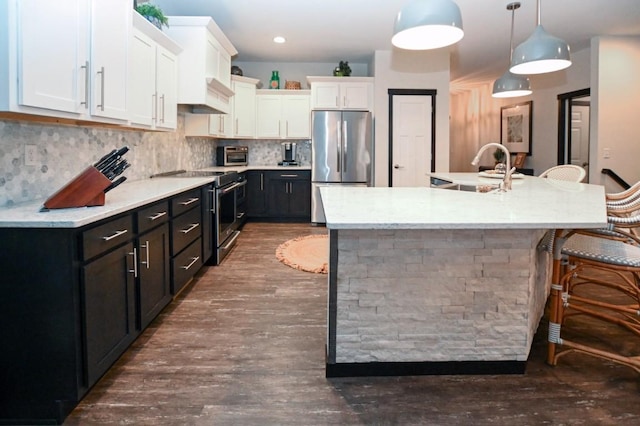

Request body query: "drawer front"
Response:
[269, 170, 311, 180]
[137, 200, 170, 234]
[171, 189, 201, 217]
[171, 237, 202, 294]
[82, 215, 133, 260]
[171, 206, 202, 255]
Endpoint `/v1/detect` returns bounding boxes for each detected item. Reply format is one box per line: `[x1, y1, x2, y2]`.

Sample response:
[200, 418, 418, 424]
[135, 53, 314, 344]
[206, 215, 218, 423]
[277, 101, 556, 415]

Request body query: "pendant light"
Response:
[510, 0, 571, 74]
[392, 0, 464, 50]
[492, 2, 532, 98]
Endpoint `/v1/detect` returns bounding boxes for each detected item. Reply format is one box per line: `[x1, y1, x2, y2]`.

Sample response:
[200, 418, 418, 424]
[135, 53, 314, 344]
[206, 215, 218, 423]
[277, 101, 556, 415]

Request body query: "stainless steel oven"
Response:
[215, 173, 246, 264]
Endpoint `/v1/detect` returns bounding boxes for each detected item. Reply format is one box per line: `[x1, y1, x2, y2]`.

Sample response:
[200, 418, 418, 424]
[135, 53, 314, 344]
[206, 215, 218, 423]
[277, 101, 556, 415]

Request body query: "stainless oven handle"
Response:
[221, 182, 241, 194]
[221, 231, 240, 250]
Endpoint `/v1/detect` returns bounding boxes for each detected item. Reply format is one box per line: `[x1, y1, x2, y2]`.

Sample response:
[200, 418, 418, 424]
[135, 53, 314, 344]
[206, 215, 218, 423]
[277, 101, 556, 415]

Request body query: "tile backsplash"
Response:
[0, 112, 311, 207]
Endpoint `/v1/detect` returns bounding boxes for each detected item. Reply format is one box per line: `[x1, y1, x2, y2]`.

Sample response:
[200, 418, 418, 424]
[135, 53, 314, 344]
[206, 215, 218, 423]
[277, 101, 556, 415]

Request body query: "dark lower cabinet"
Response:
[0, 185, 207, 425]
[247, 169, 311, 221]
[267, 171, 311, 219]
[247, 170, 268, 217]
[83, 242, 137, 386]
[138, 223, 171, 330]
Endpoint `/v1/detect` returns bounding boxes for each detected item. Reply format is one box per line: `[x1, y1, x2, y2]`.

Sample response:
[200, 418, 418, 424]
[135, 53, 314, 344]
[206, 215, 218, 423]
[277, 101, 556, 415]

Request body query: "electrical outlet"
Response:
[603, 148, 611, 159]
[25, 144, 38, 166]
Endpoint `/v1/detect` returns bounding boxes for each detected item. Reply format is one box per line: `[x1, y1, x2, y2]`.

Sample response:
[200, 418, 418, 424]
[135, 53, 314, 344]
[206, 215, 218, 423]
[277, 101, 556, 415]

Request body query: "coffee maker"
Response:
[278, 142, 298, 166]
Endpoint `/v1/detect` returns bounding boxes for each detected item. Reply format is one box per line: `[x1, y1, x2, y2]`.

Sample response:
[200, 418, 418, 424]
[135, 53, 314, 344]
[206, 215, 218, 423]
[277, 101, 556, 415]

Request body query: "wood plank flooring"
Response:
[64, 222, 640, 425]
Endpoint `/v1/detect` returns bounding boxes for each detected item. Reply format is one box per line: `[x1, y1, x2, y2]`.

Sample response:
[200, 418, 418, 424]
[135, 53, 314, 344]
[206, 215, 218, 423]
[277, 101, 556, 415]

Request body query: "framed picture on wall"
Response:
[513, 152, 527, 168]
[500, 101, 532, 155]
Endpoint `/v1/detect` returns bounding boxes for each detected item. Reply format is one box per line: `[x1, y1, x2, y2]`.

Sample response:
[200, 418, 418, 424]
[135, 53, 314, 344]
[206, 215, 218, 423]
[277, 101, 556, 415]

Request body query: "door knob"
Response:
[394, 164, 403, 169]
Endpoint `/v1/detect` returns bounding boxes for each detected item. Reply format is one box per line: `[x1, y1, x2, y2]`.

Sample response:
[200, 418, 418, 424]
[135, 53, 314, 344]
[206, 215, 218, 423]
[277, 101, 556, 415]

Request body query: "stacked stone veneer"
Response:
[332, 228, 549, 364]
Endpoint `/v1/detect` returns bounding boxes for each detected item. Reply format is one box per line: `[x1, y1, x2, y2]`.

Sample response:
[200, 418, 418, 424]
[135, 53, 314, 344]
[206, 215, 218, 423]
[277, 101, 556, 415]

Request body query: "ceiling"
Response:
[153, 0, 640, 86]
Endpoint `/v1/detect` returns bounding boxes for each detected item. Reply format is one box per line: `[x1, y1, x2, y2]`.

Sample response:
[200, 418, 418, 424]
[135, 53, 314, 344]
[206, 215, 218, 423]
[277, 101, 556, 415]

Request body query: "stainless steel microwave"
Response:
[216, 146, 248, 166]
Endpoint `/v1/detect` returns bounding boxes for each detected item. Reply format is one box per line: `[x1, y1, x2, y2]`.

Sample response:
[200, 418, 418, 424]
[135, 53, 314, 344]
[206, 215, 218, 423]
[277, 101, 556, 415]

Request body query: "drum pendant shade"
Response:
[392, 0, 464, 50]
[510, 0, 571, 75]
[493, 70, 532, 98]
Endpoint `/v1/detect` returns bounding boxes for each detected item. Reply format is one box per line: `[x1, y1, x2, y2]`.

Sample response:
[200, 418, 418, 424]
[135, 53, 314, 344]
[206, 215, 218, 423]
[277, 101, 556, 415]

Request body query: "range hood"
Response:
[163, 16, 238, 114]
[188, 77, 236, 114]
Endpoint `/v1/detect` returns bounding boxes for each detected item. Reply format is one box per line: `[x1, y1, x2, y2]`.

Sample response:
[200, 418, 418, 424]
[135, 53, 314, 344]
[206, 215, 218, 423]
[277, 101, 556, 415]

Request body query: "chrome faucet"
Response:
[471, 143, 515, 191]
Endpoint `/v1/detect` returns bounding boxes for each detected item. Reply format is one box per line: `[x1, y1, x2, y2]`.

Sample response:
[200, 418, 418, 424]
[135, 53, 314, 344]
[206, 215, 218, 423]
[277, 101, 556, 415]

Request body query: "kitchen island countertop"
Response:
[320, 173, 607, 230]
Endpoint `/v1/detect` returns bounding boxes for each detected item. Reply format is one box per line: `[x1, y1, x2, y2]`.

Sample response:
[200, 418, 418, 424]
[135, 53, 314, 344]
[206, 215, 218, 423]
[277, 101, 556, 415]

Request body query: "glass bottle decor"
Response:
[269, 71, 280, 89]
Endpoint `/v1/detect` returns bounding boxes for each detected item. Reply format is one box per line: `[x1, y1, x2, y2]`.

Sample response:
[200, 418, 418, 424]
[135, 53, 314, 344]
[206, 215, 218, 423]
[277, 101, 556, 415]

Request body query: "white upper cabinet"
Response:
[307, 76, 374, 111]
[163, 16, 237, 114]
[1, 0, 131, 123]
[129, 12, 181, 130]
[89, 0, 130, 121]
[231, 76, 258, 138]
[256, 90, 311, 139]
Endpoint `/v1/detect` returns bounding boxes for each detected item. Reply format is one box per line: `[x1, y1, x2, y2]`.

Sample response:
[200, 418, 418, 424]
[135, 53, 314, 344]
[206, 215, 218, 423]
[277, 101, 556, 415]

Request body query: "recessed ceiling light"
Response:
[273, 36, 286, 44]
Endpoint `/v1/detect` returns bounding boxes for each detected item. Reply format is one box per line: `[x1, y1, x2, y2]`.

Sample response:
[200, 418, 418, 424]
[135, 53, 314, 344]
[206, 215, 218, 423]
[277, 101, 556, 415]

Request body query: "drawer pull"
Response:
[102, 229, 128, 241]
[179, 197, 199, 206]
[280, 174, 299, 178]
[181, 256, 200, 270]
[148, 211, 167, 221]
[180, 223, 200, 234]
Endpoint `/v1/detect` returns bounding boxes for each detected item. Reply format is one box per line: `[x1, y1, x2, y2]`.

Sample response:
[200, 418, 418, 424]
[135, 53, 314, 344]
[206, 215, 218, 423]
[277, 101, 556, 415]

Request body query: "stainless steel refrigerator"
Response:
[311, 110, 373, 223]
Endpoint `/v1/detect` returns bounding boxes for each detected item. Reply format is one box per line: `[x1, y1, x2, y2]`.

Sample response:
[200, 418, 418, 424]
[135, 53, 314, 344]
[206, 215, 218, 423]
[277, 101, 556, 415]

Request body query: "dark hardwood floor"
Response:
[64, 222, 640, 425]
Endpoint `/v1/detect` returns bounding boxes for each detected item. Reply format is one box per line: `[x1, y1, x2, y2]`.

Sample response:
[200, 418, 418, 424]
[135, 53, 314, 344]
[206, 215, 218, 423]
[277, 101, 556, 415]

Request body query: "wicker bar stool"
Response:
[547, 230, 640, 372]
[538, 164, 586, 182]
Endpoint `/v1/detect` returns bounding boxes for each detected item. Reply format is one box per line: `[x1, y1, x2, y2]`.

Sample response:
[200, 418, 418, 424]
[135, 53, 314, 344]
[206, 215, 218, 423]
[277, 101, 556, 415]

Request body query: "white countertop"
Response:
[0, 165, 312, 228]
[198, 165, 311, 173]
[0, 177, 214, 228]
[320, 173, 607, 230]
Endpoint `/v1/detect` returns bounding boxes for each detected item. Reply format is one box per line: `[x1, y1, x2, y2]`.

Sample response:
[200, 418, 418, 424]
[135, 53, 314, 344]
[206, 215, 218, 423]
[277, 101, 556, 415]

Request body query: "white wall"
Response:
[591, 36, 640, 191]
[231, 61, 370, 89]
[372, 49, 451, 187]
[450, 48, 591, 175]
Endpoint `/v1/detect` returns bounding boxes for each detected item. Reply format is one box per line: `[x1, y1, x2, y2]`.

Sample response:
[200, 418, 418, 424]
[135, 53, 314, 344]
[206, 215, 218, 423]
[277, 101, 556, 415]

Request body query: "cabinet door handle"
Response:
[260, 173, 264, 191]
[235, 118, 239, 134]
[160, 94, 165, 123]
[148, 211, 167, 221]
[152, 93, 157, 121]
[129, 247, 138, 277]
[97, 66, 105, 111]
[180, 223, 200, 234]
[140, 240, 150, 269]
[335, 96, 339, 107]
[179, 197, 199, 206]
[280, 174, 298, 178]
[81, 61, 89, 108]
[181, 256, 200, 270]
[102, 229, 128, 241]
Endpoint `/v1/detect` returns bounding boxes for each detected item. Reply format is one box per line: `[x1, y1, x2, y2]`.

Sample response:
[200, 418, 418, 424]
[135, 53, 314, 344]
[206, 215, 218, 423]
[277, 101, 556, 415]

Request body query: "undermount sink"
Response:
[430, 178, 498, 193]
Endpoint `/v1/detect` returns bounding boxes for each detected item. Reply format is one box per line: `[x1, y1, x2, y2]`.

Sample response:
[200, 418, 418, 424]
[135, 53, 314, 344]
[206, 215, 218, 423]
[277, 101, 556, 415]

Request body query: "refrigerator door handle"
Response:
[343, 120, 348, 173]
[336, 120, 341, 173]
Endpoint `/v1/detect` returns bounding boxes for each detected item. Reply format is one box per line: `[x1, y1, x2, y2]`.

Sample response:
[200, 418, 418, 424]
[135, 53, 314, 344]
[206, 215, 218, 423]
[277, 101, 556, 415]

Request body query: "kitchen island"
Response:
[320, 173, 607, 377]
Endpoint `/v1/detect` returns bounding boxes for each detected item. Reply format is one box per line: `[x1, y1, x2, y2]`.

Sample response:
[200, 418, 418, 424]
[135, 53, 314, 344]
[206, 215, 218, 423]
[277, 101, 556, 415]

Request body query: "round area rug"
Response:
[276, 234, 328, 274]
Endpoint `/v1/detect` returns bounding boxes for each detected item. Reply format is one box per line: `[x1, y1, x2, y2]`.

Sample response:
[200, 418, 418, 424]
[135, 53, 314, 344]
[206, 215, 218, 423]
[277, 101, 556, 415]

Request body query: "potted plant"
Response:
[135, 2, 169, 30]
[493, 147, 505, 164]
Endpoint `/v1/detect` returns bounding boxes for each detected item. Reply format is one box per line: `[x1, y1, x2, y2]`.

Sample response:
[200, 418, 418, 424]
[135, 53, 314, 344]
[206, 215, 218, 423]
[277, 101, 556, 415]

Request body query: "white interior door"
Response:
[391, 95, 432, 187]
[571, 103, 590, 182]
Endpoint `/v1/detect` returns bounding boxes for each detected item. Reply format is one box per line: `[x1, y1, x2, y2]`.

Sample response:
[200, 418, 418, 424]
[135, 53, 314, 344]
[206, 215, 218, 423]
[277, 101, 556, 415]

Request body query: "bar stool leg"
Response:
[547, 230, 567, 365]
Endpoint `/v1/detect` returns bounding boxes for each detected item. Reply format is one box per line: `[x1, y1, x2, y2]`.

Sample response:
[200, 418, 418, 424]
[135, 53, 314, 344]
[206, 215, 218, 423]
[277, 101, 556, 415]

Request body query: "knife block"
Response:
[43, 166, 112, 209]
